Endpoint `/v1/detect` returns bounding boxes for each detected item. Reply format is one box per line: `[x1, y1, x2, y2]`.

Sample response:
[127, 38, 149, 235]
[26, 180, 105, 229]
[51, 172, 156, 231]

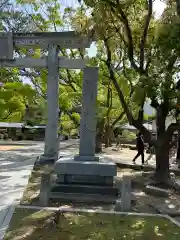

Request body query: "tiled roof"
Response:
[119, 123, 153, 132]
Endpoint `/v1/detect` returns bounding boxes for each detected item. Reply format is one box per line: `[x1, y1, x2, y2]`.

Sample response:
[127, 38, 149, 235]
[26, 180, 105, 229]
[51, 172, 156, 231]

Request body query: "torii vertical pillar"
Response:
[39, 44, 59, 163]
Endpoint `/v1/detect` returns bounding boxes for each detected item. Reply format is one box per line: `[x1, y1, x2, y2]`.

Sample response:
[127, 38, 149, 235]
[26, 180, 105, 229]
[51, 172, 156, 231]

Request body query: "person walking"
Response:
[145, 143, 154, 164]
[132, 132, 144, 164]
[116, 133, 122, 150]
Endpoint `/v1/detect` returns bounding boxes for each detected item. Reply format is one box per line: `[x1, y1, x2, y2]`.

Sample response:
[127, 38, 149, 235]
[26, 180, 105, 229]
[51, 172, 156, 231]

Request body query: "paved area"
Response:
[0, 140, 77, 239]
[0, 146, 24, 151]
[103, 147, 180, 174]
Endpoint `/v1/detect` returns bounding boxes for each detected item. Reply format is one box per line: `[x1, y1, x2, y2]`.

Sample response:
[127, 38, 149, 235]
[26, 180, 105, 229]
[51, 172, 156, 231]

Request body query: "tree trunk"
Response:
[176, 132, 180, 163]
[104, 125, 113, 148]
[95, 133, 102, 153]
[109, 129, 114, 147]
[155, 144, 170, 183]
[154, 106, 170, 183]
[176, 0, 180, 17]
[95, 119, 105, 153]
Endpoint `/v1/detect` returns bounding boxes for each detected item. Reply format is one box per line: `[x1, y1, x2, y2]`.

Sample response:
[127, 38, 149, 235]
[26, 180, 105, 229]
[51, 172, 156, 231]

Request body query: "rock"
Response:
[174, 180, 180, 191]
[112, 148, 118, 151]
[145, 185, 171, 197]
[121, 176, 131, 211]
[39, 173, 51, 206]
[150, 201, 180, 216]
[43, 211, 60, 230]
[142, 171, 154, 177]
[114, 199, 121, 211]
[170, 172, 176, 182]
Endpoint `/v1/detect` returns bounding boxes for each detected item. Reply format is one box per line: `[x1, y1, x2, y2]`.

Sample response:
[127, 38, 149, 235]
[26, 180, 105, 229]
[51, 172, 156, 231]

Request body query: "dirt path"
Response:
[0, 146, 24, 151]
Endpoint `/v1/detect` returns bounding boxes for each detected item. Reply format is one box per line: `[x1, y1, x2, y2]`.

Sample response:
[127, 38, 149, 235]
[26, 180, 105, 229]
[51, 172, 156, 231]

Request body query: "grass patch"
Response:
[20, 164, 54, 205]
[5, 208, 180, 240]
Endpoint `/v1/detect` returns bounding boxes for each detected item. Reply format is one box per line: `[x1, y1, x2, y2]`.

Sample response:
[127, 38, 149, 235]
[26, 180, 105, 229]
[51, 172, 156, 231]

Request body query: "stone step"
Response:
[50, 192, 118, 204]
[51, 184, 119, 196]
[56, 174, 113, 186]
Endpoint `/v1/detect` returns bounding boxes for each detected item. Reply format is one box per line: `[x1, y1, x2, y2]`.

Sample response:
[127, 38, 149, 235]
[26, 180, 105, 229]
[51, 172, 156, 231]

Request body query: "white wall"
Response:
[144, 102, 155, 116]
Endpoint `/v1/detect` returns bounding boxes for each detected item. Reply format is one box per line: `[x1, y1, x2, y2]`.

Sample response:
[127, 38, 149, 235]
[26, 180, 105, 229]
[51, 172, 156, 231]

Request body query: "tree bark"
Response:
[176, 132, 180, 163]
[95, 119, 105, 153]
[104, 125, 113, 148]
[176, 0, 180, 17]
[155, 144, 170, 183]
[95, 133, 102, 153]
[154, 106, 170, 183]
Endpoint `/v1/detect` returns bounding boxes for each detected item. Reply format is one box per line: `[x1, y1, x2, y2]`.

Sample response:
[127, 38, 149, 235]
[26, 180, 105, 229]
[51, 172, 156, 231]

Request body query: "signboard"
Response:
[13, 31, 93, 49]
[0, 32, 13, 60]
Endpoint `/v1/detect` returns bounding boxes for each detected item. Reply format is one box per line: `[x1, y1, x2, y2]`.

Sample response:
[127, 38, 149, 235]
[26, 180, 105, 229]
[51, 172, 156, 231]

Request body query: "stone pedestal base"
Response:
[50, 155, 118, 203]
[57, 174, 113, 186]
[74, 155, 99, 162]
[54, 155, 116, 177]
[35, 155, 56, 165]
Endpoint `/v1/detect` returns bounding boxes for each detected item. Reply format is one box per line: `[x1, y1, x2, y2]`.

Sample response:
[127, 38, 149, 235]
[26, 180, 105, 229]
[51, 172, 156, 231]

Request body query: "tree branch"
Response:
[104, 39, 153, 144]
[109, 12, 128, 47]
[104, 0, 148, 75]
[140, 0, 153, 69]
[65, 110, 80, 127]
[20, 69, 47, 99]
[112, 111, 125, 127]
[145, 48, 152, 71]
[104, 39, 133, 123]
[166, 55, 177, 72]
[176, 0, 180, 17]
[1, 111, 12, 120]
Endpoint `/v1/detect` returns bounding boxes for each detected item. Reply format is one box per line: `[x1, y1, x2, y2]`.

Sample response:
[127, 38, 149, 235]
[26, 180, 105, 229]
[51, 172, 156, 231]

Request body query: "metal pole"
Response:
[44, 44, 59, 160]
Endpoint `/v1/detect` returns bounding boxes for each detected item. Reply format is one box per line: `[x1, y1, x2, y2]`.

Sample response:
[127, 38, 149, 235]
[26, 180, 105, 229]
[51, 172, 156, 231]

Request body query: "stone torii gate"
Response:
[0, 31, 92, 162]
[0, 32, 118, 203]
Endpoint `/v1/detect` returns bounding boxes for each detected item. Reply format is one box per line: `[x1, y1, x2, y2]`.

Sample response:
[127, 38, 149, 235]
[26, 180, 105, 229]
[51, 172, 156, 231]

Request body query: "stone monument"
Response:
[51, 67, 118, 203]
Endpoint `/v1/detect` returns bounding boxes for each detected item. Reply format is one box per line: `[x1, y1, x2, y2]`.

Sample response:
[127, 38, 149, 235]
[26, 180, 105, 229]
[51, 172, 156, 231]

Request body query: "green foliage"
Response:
[122, 130, 136, 141]
[0, 82, 37, 122]
[3, 0, 175, 139]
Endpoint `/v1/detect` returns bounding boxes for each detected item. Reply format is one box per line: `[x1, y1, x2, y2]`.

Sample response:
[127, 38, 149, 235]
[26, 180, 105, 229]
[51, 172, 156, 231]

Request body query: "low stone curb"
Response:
[16, 204, 180, 227]
[0, 202, 17, 240]
[150, 203, 180, 217]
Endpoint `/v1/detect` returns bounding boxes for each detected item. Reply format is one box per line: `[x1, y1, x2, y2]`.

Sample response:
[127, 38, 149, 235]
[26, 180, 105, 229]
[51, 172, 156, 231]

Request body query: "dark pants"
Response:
[133, 150, 144, 164]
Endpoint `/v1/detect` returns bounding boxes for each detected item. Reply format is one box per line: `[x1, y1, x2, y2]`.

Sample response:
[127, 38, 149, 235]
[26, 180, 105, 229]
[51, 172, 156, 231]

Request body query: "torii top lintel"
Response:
[7, 31, 94, 49]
